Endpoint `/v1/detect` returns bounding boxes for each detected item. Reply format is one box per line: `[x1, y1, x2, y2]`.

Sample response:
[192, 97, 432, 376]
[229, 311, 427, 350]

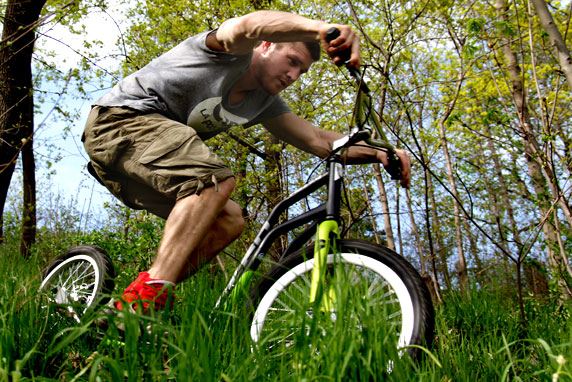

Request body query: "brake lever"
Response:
[363, 136, 402, 181]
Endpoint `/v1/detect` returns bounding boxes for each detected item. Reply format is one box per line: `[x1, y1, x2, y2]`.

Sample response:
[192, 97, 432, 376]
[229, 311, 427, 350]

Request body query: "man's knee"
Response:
[200, 176, 235, 199]
[218, 177, 236, 198]
[224, 200, 245, 238]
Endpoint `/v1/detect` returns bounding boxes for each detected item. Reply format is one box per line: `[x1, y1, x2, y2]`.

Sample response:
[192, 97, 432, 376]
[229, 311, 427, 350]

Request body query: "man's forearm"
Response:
[216, 11, 324, 54]
[318, 128, 381, 164]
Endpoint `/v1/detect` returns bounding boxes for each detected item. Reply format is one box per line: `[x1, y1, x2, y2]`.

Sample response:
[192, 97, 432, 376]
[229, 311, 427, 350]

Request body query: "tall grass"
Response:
[0, 234, 571, 381]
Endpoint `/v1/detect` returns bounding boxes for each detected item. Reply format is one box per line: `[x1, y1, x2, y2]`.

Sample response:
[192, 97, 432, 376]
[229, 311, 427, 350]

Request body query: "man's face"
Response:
[254, 42, 314, 95]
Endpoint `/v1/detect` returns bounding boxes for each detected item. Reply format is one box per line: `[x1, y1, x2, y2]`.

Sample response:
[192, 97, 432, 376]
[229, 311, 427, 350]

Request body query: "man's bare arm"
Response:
[263, 112, 411, 188]
[208, 11, 360, 67]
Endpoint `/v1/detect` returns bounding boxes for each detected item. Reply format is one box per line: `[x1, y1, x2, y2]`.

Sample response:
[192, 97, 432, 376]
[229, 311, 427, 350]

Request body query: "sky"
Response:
[7, 1, 572, 228]
[7, 5, 128, 226]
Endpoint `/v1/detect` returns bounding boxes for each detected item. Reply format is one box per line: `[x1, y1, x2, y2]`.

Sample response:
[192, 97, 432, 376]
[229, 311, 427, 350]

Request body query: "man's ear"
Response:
[258, 41, 273, 52]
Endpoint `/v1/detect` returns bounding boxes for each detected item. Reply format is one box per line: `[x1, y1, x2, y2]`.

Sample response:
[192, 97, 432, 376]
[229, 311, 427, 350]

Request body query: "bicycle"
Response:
[39, 27, 434, 362]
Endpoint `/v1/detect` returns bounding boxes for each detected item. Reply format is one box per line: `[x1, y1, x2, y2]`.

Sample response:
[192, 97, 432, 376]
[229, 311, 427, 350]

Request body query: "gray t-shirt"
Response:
[96, 31, 290, 140]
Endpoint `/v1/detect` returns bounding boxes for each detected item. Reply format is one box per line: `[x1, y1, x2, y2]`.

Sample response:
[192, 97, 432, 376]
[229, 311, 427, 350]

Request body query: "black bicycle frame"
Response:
[215, 43, 402, 307]
[215, 152, 346, 307]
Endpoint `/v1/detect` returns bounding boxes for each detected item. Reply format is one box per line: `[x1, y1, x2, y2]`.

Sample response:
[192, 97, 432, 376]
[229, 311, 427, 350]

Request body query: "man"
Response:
[82, 10, 411, 312]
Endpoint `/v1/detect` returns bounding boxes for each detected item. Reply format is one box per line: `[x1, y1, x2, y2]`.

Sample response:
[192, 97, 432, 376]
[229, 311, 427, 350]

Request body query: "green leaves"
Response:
[466, 17, 486, 36]
[26, 0, 572, 325]
[495, 20, 518, 37]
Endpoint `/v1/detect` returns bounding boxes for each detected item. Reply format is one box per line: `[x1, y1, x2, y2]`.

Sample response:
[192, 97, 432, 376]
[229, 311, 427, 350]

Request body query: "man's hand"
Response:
[319, 24, 360, 69]
[378, 149, 411, 189]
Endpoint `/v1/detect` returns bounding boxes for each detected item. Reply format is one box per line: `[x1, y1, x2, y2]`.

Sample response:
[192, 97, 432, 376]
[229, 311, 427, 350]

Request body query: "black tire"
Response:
[249, 239, 434, 360]
[40, 246, 116, 322]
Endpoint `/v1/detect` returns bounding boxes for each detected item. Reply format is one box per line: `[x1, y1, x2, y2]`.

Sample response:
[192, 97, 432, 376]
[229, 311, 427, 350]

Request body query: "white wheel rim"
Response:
[40, 254, 101, 315]
[251, 253, 416, 350]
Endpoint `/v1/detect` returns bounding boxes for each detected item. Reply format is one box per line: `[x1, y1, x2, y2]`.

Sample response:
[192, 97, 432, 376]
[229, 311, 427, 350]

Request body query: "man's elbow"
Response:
[216, 14, 258, 53]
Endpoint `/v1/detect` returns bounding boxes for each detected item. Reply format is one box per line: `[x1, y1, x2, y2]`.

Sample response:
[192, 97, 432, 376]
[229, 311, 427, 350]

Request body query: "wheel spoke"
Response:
[40, 250, 113, 321]
[67, 262, 93, 286]
[61, 262, 82, 287]
[267, 306, 296, 314]
[252, 245, 426, 363]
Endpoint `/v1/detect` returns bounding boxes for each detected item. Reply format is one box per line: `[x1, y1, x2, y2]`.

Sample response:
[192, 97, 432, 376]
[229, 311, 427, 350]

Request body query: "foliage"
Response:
[6, 0, 571, 378]
[0, 227, 571, 380]
[27, 0, 572, 330]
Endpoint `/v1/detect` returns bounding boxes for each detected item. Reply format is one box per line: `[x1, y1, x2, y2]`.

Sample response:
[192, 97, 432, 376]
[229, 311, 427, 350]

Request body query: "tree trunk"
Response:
[463, 219, 482, 285]
[20, 136, 36, 257]
[427, 173, 451, 290]
[530, 0, 572, 89]
[0, 0, 46, 250]
[483, 125, 524, 256]
[422, 169, 443, 304]
[437, 73, 469, 293]
[372, 163, 395, 250]
[361, 173, 381, 245]
[370, 40, 396, 252]
[264, 134, 286, 259]
[395, 186, 403, 256]
[405, 188, 427, 275]
[495, 0, 572, 300]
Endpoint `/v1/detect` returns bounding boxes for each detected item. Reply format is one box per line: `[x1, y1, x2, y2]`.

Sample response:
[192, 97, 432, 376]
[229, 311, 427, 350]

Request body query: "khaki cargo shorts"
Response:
[82, 106, 234, 219]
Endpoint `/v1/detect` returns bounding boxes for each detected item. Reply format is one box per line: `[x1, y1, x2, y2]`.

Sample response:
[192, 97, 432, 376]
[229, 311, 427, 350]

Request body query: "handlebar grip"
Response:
[325, 27, 341, 42]
[385, 151, 403, 181]
[325, 27, 351, 66]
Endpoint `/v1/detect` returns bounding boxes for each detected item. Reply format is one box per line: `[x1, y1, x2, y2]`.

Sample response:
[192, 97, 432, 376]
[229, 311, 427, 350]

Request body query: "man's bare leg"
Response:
[147, 178, 244, 283]
[174, 199, 244, 282]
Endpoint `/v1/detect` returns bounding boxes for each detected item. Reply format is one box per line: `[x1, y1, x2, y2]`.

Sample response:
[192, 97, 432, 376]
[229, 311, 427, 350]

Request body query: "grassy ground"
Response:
[0, 235, 570, 381]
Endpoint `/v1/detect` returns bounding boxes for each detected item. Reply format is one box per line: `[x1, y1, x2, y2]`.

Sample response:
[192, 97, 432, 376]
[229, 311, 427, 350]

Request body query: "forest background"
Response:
[0, 0, 571, 379]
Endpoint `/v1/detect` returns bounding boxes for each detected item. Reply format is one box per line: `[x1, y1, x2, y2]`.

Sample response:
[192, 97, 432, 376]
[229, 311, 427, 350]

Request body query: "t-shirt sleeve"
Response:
[196, 30, 253, 64]
[245, 96, 291, 127]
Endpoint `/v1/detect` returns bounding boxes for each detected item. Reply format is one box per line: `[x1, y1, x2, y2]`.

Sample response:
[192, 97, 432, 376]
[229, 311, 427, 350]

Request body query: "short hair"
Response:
[273, 41, 321, 62]
[301, 41, 321, 62]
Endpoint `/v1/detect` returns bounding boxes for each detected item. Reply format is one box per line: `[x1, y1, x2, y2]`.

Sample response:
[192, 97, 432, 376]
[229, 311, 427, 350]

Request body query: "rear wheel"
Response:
[250, 240, 434, 362]
[40, 246, 115, 322]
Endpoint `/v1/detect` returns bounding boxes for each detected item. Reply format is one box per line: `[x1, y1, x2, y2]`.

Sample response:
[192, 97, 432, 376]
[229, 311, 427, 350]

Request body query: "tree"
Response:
[0, 0, 47, 256]
[530, 0, 572, 89]
[6, 0, 567, 307]
[492, 0, 571, 301]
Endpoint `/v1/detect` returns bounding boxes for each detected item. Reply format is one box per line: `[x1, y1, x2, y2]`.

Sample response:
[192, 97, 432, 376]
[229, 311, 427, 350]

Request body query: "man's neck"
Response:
[228, 69, 260, 105]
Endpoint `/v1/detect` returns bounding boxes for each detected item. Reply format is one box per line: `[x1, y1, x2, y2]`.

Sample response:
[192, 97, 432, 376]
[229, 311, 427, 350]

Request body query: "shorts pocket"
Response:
[138, 126, 196, 166]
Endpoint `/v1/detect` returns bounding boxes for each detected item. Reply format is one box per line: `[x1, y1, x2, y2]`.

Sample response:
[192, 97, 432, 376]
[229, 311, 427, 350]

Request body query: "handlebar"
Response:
[325, 27, 402, 182]
[325, 28, 369, 93]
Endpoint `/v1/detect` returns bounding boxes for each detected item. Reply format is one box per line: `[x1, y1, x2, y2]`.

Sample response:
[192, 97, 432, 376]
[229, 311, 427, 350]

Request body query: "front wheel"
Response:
[39, 246, 116, 322]
[250, 240, 434, 362]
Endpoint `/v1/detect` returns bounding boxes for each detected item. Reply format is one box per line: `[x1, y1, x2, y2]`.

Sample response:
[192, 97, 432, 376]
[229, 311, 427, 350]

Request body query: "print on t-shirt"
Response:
[188, 97, 248, 137]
